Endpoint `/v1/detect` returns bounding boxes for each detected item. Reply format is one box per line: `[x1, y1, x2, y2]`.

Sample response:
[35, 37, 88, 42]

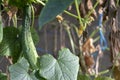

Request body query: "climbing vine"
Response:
[0, 0, 120, 80]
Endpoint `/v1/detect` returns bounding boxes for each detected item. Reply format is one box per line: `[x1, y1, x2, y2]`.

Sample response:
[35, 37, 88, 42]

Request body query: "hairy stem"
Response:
[75, 0, 83, 26]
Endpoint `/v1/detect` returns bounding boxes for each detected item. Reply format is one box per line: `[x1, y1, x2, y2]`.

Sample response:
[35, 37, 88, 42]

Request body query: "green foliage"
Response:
[0, 27, 21, 63]
[9, 57, 38, 80]
[0, 27, 20, 56]
[34, 70, 46, 80]
[39, 48, 79, 80]
[39, 0, 74, 29]
[0, 72, 7, 80]
[30, 27, 39, 45]
[9, 48, 79, 80]
[0, 15, 3, 43]
[1, 0, 116, 80]
[0, 0, 2, 3]
[94, 76, 114, 80]
[0, 26, 39, 63]
[77, 74, 91, 80]
[8, 0, 40, 8]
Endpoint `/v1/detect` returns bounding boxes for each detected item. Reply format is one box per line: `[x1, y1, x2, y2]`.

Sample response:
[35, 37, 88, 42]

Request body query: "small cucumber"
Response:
[22, 5, 38, 69]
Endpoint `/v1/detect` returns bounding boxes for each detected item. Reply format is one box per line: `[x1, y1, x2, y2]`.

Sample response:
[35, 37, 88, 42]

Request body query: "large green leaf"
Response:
[9, 57, 38, 80]
[39, 0, 74, 28]
[0, 27, 21, 63]
[0, 26, 39, 63]
[39, 48, 79, 80]
[0, 72, 7, 80]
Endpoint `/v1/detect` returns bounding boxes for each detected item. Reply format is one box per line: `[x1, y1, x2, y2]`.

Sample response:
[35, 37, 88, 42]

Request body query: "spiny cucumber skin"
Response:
[22, 5, 38, 69]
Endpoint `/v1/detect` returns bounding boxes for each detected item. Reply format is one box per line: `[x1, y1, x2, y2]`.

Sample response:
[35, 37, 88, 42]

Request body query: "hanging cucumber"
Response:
[22, 5, 38, 69]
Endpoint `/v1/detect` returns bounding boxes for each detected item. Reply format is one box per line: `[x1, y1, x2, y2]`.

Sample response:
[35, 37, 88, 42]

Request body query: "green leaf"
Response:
[30, 27, 39, 45]
[9, 57, 38, 80]
[30, 71, 39, 80]
[39, 48, 79, 80]
[0, 27, 21, 63]
[8, 0, 37, 8]
[77, 74, 91, 80]
[39, 0, 74, 29]
[34, 70, 46, 80]
[0, 72, 7, 80]
[95, 76, 114, 80]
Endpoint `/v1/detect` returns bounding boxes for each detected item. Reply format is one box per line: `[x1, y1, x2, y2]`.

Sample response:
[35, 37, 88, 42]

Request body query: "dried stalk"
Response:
[54, 26, 57, 56]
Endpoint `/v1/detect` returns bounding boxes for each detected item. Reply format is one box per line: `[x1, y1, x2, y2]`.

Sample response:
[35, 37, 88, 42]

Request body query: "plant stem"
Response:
[63, 22, 75, 54]
[75, 0, 83, 26]
[74, 0, 88, 73]
[60, 22, 64, 49]
[117, 0, 120, 7]
[66, 28, 75, 54]
[12, 14, 17, 27]
[98, 70, 109, 75]
[86, 0, 99, 18]
[38, 1, 45, 6]
[79, 37, 88, 73]
[93, 36, 100, 43]
[0, 5, 3, 43]
[31, 5, 35, 27]
[64, 10, 79, 19]
[90, 28, 99, 38]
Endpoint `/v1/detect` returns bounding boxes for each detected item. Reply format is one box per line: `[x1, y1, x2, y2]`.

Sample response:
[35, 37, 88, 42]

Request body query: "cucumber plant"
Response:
[0, 0, 117, 80]
[0, 0, 79, 80]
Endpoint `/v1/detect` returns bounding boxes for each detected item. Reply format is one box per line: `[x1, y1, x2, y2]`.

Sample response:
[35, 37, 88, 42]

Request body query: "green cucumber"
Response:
[22, 5, 38, 69]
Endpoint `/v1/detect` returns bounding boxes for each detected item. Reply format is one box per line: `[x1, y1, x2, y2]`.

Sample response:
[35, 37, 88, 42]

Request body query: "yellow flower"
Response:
[56, 15, 63, 23]
[78, 26, 84, 36]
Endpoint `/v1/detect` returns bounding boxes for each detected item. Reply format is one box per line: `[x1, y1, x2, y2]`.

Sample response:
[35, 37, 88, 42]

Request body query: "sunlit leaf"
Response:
[9, 57, 38, 80]
[39, 48, 79, 80]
